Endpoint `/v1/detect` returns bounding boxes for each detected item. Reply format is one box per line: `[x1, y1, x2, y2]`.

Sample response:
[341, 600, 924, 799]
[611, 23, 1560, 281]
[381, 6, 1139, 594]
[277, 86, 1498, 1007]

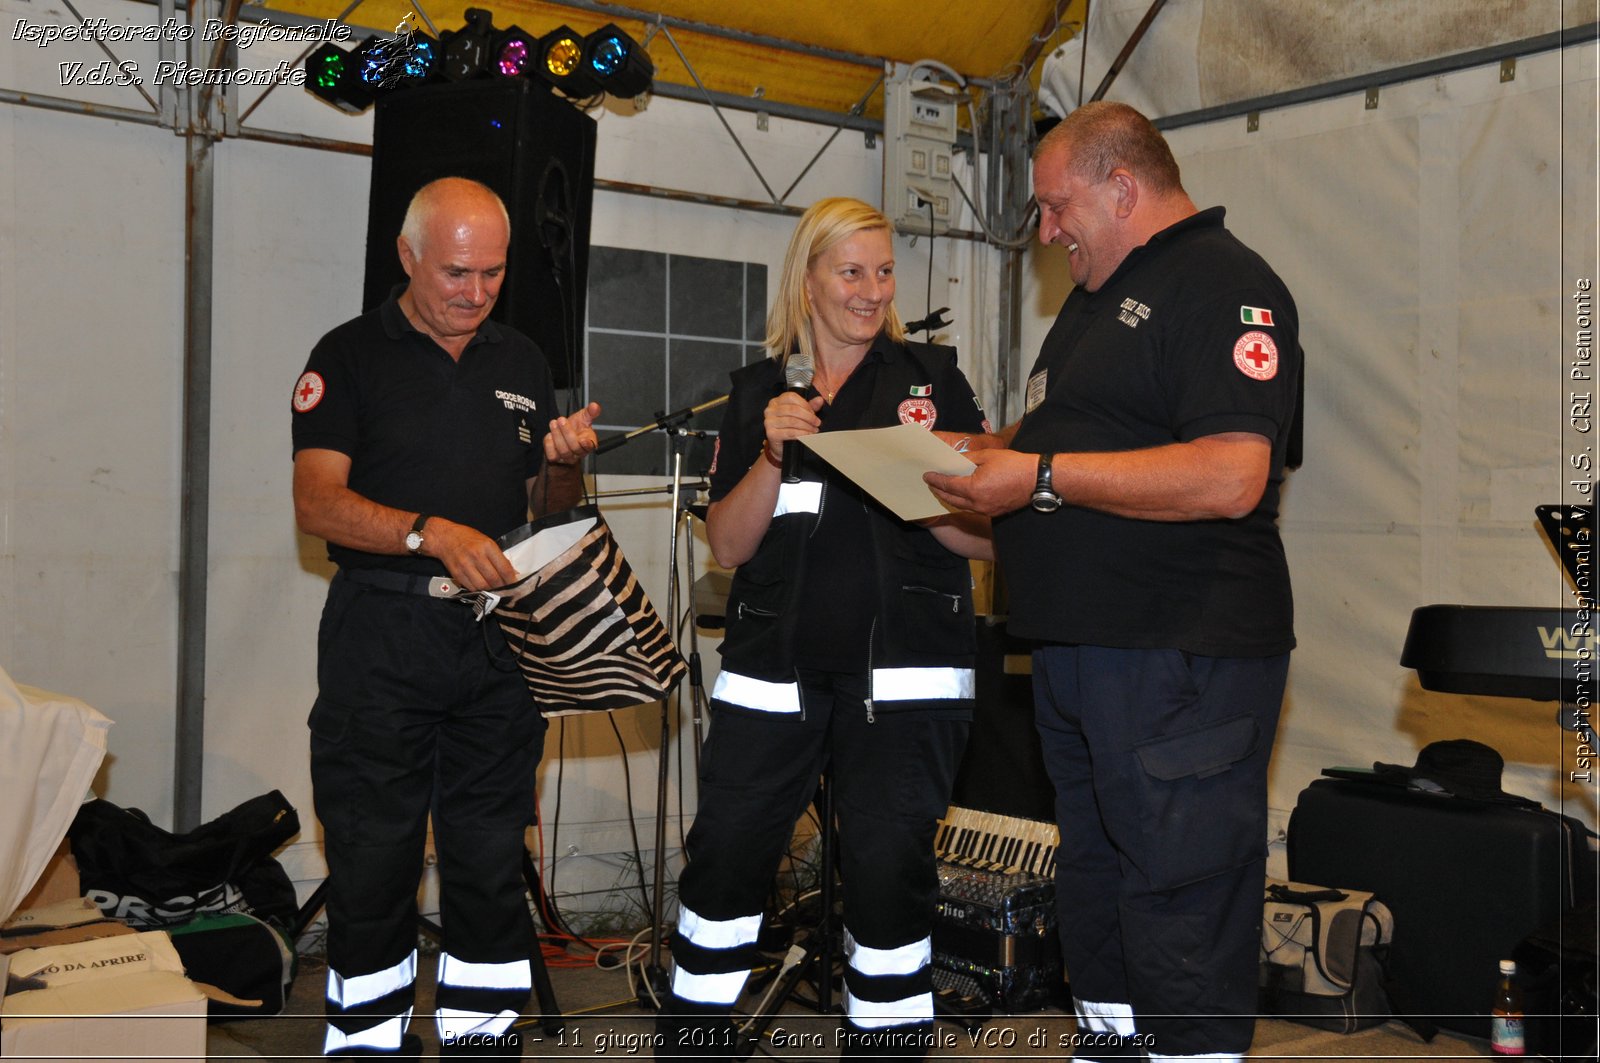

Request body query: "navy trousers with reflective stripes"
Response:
[663, 669, 967, 1058]
[1032, 645, 1287, 1060]
[310, 575, 545, 1054]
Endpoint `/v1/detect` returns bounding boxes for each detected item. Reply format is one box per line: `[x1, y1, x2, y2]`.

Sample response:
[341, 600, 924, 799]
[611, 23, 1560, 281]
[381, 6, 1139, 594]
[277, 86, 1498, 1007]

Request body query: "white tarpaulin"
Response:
[0, 666, 111, 923]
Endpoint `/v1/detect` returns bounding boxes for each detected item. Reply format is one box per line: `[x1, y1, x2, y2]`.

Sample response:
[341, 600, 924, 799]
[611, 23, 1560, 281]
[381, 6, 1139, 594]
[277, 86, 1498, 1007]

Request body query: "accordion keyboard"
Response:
[934, 806, 1059, 878]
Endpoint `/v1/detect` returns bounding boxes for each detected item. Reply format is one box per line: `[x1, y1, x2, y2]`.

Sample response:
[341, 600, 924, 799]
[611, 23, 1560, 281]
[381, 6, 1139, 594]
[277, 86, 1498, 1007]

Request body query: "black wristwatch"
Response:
[405, 513, 431, 554]
[1031, 454, 1062, 513]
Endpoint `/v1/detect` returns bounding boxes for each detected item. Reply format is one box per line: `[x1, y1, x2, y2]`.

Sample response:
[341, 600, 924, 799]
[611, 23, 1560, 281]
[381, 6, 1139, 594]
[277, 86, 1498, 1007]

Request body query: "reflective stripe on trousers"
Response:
[435, 952, 530, 1042]
[670, 903, 762, 1006]
[324, 951, 417, 1054]
[842, 930, 933, 1028]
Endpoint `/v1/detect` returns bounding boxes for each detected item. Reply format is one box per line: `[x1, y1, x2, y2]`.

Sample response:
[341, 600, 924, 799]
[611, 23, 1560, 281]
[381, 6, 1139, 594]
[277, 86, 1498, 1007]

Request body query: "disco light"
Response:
[537, 24, 602, 97]
[582, 23, 653, 99]
[301, 10, 650, 111]
[352, 30, 440, 94]
[305, 42, 373, 113]
[491, 27, 536, 78]
[394, 32, 440, 85]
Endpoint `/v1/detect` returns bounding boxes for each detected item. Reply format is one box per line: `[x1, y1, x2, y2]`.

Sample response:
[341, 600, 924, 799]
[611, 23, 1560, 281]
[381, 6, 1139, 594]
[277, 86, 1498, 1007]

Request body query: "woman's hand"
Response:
[763, 391, 825, 456]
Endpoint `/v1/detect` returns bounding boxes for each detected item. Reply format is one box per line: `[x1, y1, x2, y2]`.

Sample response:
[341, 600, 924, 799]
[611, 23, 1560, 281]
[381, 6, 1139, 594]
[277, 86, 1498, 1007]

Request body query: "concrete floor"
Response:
[204, 942, 1502, 1061]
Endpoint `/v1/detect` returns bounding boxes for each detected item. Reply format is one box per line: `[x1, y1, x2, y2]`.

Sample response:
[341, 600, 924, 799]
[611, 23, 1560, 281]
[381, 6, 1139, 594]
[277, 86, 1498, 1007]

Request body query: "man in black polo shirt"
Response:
[927, 103, 1301, 1061]
[292, 177, 599, 1058]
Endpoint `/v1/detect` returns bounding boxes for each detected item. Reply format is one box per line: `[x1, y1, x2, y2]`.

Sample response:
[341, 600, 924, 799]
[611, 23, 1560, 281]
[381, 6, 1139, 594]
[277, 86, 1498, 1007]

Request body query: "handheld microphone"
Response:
[780, 350, 815, 484]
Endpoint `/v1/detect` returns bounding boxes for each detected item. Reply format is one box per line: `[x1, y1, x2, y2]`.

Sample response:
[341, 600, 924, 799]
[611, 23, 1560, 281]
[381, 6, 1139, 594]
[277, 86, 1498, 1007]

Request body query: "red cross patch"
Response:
[897, 398, 936, 429]
[1232, 331, 1278, 381]
[293, 371, 325, 412]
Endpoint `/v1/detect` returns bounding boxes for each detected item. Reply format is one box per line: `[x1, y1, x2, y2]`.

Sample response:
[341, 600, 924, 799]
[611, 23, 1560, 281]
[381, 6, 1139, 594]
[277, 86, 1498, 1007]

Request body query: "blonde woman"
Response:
[659, 197, 990, 1059]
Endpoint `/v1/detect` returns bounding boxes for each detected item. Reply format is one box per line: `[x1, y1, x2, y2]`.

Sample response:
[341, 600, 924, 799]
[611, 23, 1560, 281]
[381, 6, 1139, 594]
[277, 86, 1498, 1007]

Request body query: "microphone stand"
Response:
[594, 393, 728, 1005]
[593, 393, 729, 457]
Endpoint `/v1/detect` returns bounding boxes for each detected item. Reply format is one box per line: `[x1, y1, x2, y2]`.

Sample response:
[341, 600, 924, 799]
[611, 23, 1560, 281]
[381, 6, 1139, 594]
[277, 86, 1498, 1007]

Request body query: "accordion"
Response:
[931, 806, 1063, 1013]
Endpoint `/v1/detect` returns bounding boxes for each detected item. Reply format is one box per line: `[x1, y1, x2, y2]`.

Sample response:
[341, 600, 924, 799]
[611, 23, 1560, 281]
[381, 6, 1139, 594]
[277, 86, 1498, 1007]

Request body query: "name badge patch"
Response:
[1025, 369, 1048, 414]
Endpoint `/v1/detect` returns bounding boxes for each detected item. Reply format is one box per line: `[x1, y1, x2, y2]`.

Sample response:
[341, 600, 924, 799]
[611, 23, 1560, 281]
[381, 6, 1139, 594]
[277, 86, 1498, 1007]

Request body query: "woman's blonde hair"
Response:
[765, 197, 906, 369]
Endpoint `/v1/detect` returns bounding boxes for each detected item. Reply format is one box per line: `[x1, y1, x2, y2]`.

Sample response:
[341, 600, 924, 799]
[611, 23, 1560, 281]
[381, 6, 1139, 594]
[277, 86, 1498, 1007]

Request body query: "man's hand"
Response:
[924, 448, 1037, 517]
[420, 518, 520, 591]
[545, 401, 601, 466]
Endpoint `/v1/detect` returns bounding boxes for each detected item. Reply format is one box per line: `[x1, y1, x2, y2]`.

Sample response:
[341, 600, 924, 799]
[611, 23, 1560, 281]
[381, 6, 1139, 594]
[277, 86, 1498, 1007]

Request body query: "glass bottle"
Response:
[1491, 958, 1526, 1056]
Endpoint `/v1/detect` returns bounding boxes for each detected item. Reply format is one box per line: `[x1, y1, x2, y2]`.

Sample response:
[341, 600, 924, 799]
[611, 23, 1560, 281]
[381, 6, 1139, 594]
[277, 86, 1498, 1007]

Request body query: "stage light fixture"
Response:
[536, 24, 602, 97]
[441, 7, 496, 81]
[582, 23, 653, 99]
[492, 26, 537, 78]
[305, 41, 373, 113]
[352, 31, 439, 95]
[395, 32, 441, 85]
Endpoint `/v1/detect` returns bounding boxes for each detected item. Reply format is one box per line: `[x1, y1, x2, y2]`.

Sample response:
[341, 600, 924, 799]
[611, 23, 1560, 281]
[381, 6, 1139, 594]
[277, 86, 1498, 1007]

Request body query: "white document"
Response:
[798, 423, 975, 522]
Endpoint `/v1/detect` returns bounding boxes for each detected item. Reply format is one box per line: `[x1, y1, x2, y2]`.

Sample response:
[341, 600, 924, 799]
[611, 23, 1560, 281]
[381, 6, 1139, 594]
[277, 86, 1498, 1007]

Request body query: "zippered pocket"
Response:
[903, 584, 963, 614]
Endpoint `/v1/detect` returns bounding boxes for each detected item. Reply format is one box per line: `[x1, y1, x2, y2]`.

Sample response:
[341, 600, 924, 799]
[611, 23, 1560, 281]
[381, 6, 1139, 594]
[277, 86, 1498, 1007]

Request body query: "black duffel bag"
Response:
[69, 790, 300, 933]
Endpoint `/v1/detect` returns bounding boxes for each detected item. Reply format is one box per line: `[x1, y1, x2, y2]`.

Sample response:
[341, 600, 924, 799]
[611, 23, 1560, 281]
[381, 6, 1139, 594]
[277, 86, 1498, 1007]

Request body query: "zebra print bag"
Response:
[490, 505, 686, 715]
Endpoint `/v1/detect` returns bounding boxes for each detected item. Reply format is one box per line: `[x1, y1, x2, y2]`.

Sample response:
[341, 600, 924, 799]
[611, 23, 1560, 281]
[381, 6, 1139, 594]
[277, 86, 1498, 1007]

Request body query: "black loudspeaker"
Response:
[951, 617, 1054, 823]
[363, 79, 596, 390]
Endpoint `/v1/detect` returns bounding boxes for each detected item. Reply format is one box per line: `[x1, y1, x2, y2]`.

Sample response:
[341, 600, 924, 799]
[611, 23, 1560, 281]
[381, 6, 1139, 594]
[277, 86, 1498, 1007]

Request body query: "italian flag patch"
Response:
[1240, 306, 1275, 326]
[909, 384, 932, 397]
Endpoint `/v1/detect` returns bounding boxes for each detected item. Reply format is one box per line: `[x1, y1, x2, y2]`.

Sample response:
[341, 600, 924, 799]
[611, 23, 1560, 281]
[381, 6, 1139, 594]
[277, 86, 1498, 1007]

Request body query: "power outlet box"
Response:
[883, 68, 958, 235]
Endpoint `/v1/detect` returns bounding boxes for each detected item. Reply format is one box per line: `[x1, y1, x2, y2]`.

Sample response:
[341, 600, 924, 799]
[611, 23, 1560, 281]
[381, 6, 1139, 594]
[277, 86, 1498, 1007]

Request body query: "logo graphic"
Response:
[897, 398, 936, 428]
[1232, 332, 1278, 380]
[1539, 625, 1598, 661]
[293, 371, 325, 412]
[1118, 297, 1152, 329]
[910, 384, 932, 397]
[1240, 306, 1275, 326]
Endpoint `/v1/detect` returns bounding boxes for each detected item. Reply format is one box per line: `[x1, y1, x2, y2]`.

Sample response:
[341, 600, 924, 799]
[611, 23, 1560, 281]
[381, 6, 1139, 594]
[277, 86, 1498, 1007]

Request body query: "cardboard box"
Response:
[12, 841, 80, 914]
[1, 932, 207, 1063]
[0, 919, 136, 955]
[2, 895, 106, 934]
[1, 896, 136, 955]
[6, 929, 186, 987]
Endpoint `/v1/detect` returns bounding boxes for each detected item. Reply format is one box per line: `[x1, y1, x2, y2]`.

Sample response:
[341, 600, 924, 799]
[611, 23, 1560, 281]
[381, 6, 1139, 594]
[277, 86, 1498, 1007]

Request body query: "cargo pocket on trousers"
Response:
[1130, 713, 1262, 891]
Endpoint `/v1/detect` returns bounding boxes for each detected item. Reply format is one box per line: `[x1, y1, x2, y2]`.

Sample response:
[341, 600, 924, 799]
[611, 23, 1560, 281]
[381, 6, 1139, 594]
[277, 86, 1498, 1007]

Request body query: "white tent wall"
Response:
[1020, 12, 1598, 861]
[0, 105, 189, 813]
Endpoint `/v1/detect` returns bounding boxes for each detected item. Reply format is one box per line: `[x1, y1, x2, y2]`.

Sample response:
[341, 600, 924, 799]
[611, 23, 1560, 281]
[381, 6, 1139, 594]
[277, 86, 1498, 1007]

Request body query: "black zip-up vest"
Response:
[712, 340, 978, 719]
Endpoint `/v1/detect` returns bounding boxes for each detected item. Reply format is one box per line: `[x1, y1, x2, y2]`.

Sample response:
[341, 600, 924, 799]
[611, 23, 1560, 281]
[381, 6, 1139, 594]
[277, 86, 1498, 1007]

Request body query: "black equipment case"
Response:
[1287, 775, 1595, 1040]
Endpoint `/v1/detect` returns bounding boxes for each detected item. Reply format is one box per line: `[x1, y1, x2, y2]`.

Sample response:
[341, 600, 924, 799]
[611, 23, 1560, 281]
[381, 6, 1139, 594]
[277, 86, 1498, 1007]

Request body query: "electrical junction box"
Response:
[884, 74, 958, 236]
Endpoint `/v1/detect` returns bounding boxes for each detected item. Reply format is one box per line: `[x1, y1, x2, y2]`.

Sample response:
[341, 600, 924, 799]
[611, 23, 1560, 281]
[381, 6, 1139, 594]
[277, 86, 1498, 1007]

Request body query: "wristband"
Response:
[762, 440, 783, 470]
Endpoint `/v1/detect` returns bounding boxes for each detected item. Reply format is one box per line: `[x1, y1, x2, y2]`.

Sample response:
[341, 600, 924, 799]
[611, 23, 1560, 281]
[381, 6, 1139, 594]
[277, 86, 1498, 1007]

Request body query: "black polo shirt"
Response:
[999, 207, 1300, 657]
[291, 288, 557, 574]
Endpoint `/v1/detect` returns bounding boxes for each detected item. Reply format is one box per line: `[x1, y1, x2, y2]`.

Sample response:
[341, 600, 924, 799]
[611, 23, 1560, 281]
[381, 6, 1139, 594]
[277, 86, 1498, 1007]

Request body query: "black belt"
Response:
[340, 568, 460, 598]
